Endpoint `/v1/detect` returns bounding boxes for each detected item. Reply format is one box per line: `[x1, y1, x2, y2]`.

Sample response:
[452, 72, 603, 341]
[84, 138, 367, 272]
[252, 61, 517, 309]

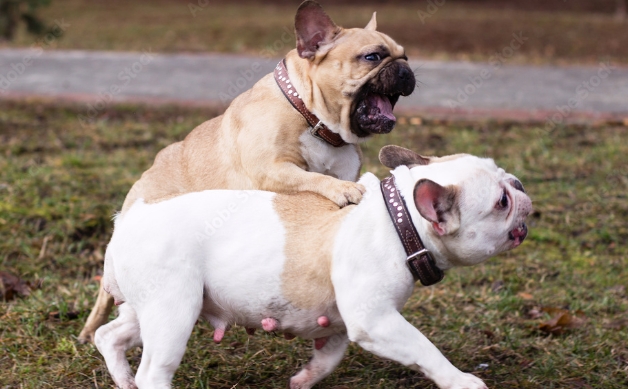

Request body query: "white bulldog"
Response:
[95, 146, 532, 389]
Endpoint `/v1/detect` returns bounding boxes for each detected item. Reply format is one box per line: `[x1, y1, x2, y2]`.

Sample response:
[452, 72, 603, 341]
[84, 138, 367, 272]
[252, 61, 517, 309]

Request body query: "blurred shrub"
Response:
[0, 0, 51, 41]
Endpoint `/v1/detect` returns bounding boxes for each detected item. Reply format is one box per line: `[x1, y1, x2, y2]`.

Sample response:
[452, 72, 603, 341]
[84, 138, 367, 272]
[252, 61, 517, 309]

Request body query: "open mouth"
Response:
[352, 90, 401, 137]
[508, 223, 528, 248]
[350, 61, 415, 137]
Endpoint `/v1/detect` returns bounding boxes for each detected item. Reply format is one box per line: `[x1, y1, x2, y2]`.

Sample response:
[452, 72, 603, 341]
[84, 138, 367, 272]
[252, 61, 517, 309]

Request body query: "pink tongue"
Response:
[374, 95, 395, 121]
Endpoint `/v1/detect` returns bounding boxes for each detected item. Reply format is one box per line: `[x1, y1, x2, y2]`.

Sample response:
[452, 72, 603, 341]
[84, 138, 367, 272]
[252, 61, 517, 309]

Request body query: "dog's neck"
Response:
[284, 50, 362, 144]
[341, 171, 454, 279]
[388, 167, 456, 271]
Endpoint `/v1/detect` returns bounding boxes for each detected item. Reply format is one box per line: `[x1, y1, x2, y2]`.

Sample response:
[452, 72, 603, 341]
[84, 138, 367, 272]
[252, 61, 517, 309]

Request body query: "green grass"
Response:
[1, 0, 627, 65]
[0, 100, 627, 388]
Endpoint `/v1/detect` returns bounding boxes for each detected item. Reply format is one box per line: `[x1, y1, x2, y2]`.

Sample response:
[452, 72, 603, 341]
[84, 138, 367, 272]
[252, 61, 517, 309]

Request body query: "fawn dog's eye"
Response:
[364, 53, 381, 61]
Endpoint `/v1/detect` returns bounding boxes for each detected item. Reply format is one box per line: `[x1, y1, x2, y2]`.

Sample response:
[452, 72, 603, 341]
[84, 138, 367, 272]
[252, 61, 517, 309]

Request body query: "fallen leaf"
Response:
[518, 292, 534, 300]
[0, 271, 31, 301]
[410, 117, 422, 125]
[539, 307, 586, 335]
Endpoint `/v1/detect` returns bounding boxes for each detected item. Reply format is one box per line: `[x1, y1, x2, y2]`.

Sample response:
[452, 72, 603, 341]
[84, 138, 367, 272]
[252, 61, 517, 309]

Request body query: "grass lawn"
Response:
[0, 100, 627, 388]
[1, 0, 627, 65]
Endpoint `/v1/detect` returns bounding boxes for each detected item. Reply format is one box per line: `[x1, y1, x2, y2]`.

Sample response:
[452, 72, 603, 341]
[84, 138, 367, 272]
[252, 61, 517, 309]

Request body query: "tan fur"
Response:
[79, 11, 410, 343]
[274, 193, 355, 309]
[78, 283, 114, 343]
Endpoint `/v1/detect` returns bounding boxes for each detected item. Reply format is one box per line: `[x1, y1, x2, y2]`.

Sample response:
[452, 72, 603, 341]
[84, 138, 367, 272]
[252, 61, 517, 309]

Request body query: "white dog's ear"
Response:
[364, 12, 377, 31]
[295, 1, 341, 59]
[379, 145, 430, 169]
[413, 179, 460, 236]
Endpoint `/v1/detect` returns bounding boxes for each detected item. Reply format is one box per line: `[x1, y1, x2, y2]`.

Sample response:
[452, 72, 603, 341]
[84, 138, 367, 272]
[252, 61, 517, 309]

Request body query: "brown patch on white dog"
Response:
[274, 192, 354, 309]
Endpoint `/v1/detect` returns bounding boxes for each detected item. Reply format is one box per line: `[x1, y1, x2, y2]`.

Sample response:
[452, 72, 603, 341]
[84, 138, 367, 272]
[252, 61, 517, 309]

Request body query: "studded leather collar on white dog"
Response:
[274, 60, 348, 148]
[381, 175, 444, 286]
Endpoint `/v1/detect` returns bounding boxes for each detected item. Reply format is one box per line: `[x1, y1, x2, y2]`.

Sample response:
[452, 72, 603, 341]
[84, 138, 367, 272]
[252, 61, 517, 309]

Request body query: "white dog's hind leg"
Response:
[289, 333, 349, 389]
[95, 304, 142, 389]
[134, 292, 203, 389]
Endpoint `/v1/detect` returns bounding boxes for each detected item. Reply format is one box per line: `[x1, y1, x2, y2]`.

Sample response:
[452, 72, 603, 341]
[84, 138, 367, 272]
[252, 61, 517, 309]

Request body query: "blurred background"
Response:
[1, 1, 627, 388]
[1, 0, 627, 63]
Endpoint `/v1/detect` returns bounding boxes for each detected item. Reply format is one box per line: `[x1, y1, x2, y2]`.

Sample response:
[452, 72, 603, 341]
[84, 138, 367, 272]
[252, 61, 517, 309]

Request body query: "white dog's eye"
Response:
[497, 190, 509, 209]
[364, 53, 381, 61]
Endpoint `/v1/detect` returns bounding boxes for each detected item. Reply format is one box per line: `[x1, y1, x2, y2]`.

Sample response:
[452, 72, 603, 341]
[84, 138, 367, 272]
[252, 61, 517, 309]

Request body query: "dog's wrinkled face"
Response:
[380, 146, 532, 269]
[294, 1, 416, 141]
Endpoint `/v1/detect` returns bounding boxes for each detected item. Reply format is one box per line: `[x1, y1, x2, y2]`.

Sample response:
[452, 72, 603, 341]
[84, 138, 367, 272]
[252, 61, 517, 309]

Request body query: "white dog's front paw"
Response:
[441, 372, 487, 389]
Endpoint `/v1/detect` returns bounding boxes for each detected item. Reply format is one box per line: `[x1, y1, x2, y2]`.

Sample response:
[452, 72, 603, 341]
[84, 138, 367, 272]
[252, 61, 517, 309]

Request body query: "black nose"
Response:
[398, 66, 412, 81]
[511, 179, 525, 193]
[396, 65, 416, 95]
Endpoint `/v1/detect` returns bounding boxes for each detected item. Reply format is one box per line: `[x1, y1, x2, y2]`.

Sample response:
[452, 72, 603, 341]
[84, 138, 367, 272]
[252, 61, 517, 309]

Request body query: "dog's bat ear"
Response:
[379, 145, 430, 169]
[295, 1, 341, 59]
[413, 179, 460, 236]
[364, 12, 377, 31]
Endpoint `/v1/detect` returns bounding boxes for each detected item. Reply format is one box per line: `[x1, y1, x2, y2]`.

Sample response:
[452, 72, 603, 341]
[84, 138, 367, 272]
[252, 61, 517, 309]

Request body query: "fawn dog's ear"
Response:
[295, 1, 341, 59]
[364, 12, 377, 31]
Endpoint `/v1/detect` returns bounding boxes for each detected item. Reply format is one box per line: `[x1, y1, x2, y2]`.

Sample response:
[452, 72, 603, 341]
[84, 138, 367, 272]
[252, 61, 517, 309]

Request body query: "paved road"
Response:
[1, 48, 627, 122]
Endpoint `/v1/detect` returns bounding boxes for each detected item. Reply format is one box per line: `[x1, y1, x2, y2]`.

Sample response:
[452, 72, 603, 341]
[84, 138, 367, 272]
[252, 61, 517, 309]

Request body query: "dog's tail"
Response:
[102, 247, 126, 306]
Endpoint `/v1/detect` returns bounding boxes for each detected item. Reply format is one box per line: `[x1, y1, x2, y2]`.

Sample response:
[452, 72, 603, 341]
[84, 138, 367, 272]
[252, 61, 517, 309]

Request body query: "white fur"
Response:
[299, 130, 361, 180]
[96, 156, 532, 389]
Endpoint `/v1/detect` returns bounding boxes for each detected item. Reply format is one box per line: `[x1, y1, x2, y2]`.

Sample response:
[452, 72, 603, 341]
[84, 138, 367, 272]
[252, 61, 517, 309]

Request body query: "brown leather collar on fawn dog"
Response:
[274, 60, 348, 148]
[381, 175, 444, 286]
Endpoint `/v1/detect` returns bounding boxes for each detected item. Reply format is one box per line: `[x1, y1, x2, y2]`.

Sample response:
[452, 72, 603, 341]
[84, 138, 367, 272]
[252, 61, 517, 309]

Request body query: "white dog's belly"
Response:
[110, 190, 343, 339]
